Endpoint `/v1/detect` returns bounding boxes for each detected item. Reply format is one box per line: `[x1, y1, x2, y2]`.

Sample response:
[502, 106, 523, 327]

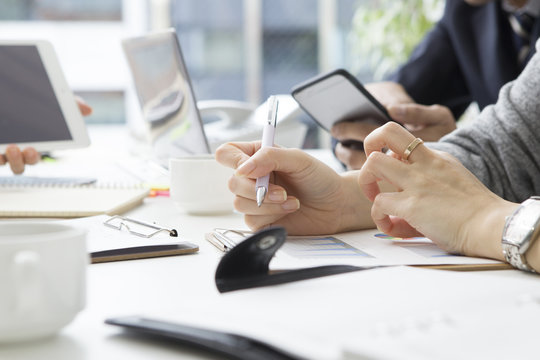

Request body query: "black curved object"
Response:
[215, 227, 372, 293]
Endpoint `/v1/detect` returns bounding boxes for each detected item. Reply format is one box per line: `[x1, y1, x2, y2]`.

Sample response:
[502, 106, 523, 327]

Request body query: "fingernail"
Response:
[281, 198, 300, 211]
[388, 105, 405, 117]
[268, 190, 287, 202]
[235, 160, 256, 176]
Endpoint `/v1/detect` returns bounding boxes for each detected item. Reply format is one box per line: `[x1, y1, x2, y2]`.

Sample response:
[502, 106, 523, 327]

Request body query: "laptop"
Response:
[122, 28, 211, 165]
[123, 29, 307, 173]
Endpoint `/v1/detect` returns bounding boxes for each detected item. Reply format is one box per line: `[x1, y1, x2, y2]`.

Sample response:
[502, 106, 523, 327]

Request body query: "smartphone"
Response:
[291, 69, 392, 148]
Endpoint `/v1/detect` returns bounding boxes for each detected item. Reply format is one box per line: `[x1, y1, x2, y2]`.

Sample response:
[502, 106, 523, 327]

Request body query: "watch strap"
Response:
[502, 196, 540, 273]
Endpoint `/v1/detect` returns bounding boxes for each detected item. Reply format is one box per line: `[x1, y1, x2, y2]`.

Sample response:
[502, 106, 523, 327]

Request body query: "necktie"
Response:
[508, 12, 535, 66]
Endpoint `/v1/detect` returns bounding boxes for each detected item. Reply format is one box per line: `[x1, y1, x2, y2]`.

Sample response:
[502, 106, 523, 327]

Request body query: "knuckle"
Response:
[383, 121, 403, 136]
[430, 104, 453, 119]
[227, 176, 237, 193]
[232, 196, 245, 211]
[288, 148, 304, 158]
[244, 215, 263, 231]
[214, 145, 227, 162]
[366, 151, 386, 164]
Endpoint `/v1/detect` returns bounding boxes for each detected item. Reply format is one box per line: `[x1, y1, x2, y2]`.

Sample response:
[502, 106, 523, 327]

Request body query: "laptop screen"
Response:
[122, 29, 210, 158]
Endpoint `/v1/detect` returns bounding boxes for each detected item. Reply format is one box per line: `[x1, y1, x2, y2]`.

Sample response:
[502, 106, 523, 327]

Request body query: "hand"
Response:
[387, 103, 456, 142]
[0, 145, 40, 174]
[358, 122, 516, 260]
[1, 96, 92, 174]
[75, 95, 93, 116]
[331, 82, 414, 170]
[215, 142, 374, 235]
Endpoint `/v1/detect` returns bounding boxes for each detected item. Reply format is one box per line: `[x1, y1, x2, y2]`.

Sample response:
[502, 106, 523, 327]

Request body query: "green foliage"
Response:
[348, 0, 444, 80]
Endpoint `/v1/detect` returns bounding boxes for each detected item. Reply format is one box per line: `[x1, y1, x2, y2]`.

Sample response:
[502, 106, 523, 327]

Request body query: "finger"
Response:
[235, 147, 312, 179]
[334, 143, 366, 170]
[331, 121, 378, 141]
[244, 213, 290, 231]
[22, 147, 40, 165]
[408, 121, 457, 143]
[0, 154, 6, 165]
[358, 151, 410, 201]
[234, 195, 300, 215]
[215, 141, 261, 170]
[5, 145, 25, 174]
[74, 96, 93, 116]
[387, 104, 452, 126]
[228, 175, 288, 204]
[363, 122, 427, 163]
[371, 192, 423, 238]
[364, 82, 414, 106]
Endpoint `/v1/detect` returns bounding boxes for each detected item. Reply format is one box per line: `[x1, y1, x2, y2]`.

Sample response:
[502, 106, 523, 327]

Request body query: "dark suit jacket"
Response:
[388, 0, 540, 119]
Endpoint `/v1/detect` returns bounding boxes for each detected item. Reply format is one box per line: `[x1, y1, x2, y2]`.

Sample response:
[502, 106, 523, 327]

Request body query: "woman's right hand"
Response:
[215, 141, 373, 235]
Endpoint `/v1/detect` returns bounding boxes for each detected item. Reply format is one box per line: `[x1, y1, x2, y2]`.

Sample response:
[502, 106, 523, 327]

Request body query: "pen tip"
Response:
[256, 187, 266, 207]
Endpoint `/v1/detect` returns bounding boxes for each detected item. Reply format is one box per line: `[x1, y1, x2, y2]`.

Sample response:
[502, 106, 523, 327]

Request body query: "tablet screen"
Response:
[0, 45, 72, 144]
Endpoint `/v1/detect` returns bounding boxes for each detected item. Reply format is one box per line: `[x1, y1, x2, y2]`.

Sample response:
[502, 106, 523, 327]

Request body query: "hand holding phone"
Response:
[291, 69, 392, 149]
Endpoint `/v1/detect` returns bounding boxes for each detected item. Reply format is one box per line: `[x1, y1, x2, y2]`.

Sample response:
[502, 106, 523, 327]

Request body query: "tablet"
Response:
[291, 69, 392, 132]
[0, 40, 90, 153]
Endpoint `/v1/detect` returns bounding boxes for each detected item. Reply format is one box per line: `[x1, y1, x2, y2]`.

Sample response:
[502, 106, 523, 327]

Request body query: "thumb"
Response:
[387, 103, 443, 126]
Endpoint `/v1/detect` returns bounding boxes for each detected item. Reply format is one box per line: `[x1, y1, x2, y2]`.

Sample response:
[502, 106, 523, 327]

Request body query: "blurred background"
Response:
[0, 0, 443, 148]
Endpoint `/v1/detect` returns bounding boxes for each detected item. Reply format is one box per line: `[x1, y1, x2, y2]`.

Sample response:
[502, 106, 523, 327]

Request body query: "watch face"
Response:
[505, 221, 534, 246]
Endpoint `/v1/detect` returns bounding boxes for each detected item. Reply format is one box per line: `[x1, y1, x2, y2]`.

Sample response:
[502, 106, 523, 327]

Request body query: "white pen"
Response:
[256, 96, 279, 207]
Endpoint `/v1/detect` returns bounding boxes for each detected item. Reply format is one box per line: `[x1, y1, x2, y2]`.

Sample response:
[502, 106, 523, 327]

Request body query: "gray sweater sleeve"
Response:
[427, 39, 540, 203]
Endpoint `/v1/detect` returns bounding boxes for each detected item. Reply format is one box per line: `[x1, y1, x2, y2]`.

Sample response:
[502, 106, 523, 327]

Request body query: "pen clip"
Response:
[267, 96, 279, 127]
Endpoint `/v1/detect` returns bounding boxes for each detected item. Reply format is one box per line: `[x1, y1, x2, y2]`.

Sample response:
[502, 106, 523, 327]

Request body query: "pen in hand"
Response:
[256, 96, 279, 207]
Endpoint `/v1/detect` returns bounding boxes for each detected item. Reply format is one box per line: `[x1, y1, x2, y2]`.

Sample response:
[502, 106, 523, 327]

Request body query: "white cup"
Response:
[169, 154, 234, 215]
[0, 222, 87, 343]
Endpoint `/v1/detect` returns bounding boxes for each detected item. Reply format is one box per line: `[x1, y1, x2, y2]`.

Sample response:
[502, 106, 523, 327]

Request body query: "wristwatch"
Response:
[502, 196, 540, 273]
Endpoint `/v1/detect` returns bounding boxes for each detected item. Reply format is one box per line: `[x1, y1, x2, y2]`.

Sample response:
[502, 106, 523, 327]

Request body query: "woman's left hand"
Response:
[358, 122, 516, 259]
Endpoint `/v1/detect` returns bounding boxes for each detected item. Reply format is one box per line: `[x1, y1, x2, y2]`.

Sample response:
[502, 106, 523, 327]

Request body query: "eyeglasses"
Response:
[104, 215, 178, 238]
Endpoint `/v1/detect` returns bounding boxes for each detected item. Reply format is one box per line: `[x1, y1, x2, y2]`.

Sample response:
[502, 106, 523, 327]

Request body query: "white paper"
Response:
[270, 229, 501, 269]
[139, 267, 540, 360]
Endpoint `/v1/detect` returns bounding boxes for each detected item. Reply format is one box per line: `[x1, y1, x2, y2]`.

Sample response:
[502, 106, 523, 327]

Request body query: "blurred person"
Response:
[333, 0, 540, 169]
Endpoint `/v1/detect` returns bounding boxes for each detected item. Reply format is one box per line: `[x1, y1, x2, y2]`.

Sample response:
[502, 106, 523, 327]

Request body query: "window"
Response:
[0, 0, 148, 126]
[171, 0, 360, 105]
[0, 0, 122, 21]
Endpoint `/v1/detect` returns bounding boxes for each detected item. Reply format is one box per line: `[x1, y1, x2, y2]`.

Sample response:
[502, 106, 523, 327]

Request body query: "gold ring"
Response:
[403, 138, 424, 160]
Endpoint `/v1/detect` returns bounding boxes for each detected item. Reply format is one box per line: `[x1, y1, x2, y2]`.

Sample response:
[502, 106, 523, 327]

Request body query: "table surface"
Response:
[0, 125, 533, 360]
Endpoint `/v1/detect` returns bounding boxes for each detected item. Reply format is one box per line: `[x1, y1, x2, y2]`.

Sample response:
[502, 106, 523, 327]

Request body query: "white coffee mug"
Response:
[0, 222, 87, 343]
[169, 154, 234, 215]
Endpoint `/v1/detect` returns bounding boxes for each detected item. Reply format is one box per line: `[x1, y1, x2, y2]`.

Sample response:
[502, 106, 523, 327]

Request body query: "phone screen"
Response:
[292, 70, 391, 132]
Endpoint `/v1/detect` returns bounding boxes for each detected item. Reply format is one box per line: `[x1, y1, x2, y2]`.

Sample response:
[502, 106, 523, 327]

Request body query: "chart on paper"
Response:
[271, 229, 500, 270]
[281, 236, 373, 258]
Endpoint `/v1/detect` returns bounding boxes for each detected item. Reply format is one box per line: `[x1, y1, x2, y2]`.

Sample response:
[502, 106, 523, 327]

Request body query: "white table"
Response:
[0, 196, 247, 360]
[1, 195, 536, 360]
[1, 126, 536, 360]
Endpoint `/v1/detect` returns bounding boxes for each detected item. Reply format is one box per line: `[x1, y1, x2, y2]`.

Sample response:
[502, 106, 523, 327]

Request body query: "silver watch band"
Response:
[502, 243, 535, 272]
[502, 196, 540, 273]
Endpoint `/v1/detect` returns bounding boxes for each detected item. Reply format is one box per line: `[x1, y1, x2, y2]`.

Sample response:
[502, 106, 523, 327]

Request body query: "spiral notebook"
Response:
[0, 182, 149, 218]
